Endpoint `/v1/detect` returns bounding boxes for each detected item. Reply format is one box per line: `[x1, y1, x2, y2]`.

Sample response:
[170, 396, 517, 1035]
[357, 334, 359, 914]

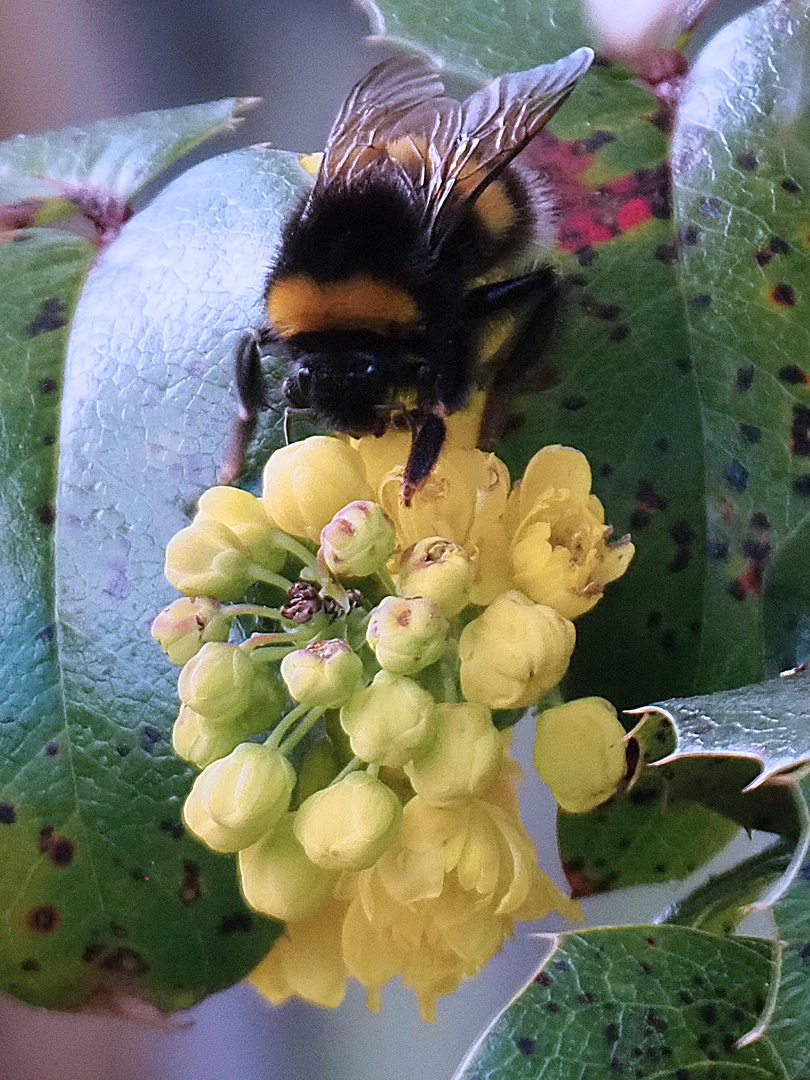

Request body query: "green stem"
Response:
[271, 532, 319, 573]
[248, 645, 301, 662]
[330, 756, 363, 785]
[279, 706, 327, 755]
[222, 603, 285, 620]
[367, 763, 380, 779]
[265, 703, 310, 749]
[248, 565, 294, 592]
[375, 568, 397, 596]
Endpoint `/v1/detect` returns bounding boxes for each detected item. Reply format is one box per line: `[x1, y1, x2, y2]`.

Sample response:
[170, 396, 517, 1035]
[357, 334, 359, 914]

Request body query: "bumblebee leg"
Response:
[221, 331, 267, 485]
[463, 267, 557, 318]
[402, 412, 447, 506]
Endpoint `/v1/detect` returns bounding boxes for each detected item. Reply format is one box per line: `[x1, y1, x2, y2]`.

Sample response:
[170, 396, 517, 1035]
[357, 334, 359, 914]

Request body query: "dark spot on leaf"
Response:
[636, 479, 668, 513]
[40, 378, 58, 395]
[660, 630, 677, 650]
[116, 745, 131, 757]
[160, 819, 184, 840]
[697, 197, 722, 218]
[0, 803, 16, 824]
[629, 509, 650, 530]
[546, 1002, 561, 1013]
[750, 512, 770, 529]
[516, 1036, 536, 1055]
[724, 460, 748, 492]
[735, 364, 755, 390]
[655, 437, 669, 452]
[646, 1047, 670, 1062]
[728, 580, 746, 601]
[679, 225, 700, 246]
[552, 960, 569, 973]
[678, 990, 693, 1005]
[608, 1058, 623, 1073]
[83, 943, 105, 963]
[755, 249, 772, 266]
[739, 424, 761, 444]
[655, 243, 677, 264]
[655, 863, 666, 873]
[641, 962, 653, 974]
[36, 624, 55, 643]
[218, 912, 254, 935]
[779, 363, 807, 385]
[27, 905, 60, 933]
[736, 152, 758, 172]
[583, 130, 615, 152]
[700, 1003, 718, 1025]
[669, 520, 696, 573]
[605, 1023, 619, 1044]
[180, 860, 202, 906]
[130, 868, 149, 882]
[770, 236, 789, 254]
[675, 357, 691, 372]
[609, 325, 630, 342]
[2, 714, 15, 724]
[110, 922, 127, 938]
[43, 741, 59, 757]
[600, 463, 613, 477]
[744, 539, 770, 561]
[782, 178, 800, 193]
[42, 434, 56, 446]
[799, 942, 810, 963]
[583, 299, 620, 320]
[647, 611, 663, 629]
[140, 725, 162, 750]
[754, 995, 765, 1013]
[793, 476, 810, 496]
[535, 970, 552, 986]
[791, 406, 810, 456]
[100, 948, 148, 975]
[562, 394, 587, 410]
[20, 958, 40, 972]
[578, 992, 594, 1004]
[646, 1010, 667, 1032]
[25, 298, 67, 336]
[36, 505, 56, 526]
[691, 293, 711, 309]
[576, 246, 596, 267]
[771, 283, 796, 306]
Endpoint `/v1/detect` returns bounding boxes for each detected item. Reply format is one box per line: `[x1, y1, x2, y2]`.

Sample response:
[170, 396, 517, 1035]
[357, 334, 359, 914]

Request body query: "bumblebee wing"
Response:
[423, 46, 594, 237]
[313, 57, 447, 190]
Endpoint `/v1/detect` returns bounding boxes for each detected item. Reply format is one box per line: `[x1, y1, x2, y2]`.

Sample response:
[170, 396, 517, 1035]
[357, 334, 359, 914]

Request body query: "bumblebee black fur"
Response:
[230, 47, 594, 499]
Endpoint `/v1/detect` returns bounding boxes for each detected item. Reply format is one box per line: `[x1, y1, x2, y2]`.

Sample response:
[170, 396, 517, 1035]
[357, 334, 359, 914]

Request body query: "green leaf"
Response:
[454, 925, 779, 1080]
[0, 138, 297, 1010]
[670, 0, 810, 690]
[0, 99, 255, 230]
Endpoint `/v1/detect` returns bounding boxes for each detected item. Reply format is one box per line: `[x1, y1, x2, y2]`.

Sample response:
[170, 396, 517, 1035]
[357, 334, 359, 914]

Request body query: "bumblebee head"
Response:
[284, 333, 408, 433]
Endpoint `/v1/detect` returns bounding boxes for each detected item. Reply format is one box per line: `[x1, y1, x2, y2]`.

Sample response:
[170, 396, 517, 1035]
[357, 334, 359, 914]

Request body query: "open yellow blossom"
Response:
[506, 445, 634, 620]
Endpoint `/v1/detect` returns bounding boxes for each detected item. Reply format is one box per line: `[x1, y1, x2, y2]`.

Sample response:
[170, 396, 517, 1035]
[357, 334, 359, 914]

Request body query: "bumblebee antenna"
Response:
[282, 406, 314, 445]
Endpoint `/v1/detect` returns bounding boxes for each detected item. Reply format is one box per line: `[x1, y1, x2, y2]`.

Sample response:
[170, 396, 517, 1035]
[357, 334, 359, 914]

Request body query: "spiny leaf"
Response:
[454, 926, 779, 1080]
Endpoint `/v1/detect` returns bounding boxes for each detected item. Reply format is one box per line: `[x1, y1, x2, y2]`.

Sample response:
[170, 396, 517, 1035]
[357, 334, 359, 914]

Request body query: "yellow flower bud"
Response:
[366, 596, 449, 675]
[239, 812, 337, 920]
[196, 486, 285, 572]
[320, 500, 396, 577]
[280, 639, 363, 709]
[396, 538, 474, 618]
[404, 703, 503, 804]
[172, 704, 244, 769]
[151, 596, 229, 666]
[459, 591, 575, 709]
[294, 772, 402, 870]
[164, 520, 255, 601]
[178, 642, 255, 723]
[534, 697, 627, 813]
[183, 743, 296, 852]
[261, 437, 372, 542]
[340, 670, 436, 767]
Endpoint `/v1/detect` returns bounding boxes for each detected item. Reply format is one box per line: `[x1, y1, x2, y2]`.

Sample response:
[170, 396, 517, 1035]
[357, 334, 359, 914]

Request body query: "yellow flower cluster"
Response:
[152, 415, 634, 1019]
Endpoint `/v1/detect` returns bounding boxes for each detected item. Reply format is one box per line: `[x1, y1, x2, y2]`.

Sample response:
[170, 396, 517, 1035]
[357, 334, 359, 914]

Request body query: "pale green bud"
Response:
[340, 669, 436, 767]
[171, 705, 244, 769]
[239, 812, 337, 920]
[151, 596, 229, 666]
[294, 772, 401, 870]
[280, 639, 363, 708]
[183, 743, 296, 852]
[178, 642, 255, 723]
[196, 486, 286, 573]
[404, 703, 503, 804]
[397, 537, 474, 618]
[366, 595, 449, 675]
[534, 697, 627, 813]
[320, 500, 396, 577]
[164, 520, 255, 601]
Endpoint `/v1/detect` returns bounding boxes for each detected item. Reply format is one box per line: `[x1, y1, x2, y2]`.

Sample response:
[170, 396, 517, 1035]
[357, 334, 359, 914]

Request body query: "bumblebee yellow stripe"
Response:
[267, 274, 423, 337]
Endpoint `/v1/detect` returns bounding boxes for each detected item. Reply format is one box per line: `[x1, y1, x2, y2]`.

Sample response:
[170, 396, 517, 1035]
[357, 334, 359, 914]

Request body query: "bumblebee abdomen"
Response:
[266, 274, 424, 338]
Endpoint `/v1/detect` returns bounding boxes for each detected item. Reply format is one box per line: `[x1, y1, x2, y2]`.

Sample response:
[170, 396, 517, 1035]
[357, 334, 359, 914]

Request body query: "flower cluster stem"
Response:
[279, 707, 328, 755]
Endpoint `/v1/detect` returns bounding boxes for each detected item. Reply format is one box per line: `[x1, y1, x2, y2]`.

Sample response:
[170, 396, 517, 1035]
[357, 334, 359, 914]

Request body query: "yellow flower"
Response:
[366, 595, 449, 676]
[280, 639, 363, 709]
[239, 812, 337, 921]
[404, 703, 503, 805]
[320, 500, 397, 577]
[506, 445, 634, 620]
[340, 669, 437, 767]
[196, 486, 285, 573]
[151, 596, 229, 666]
[294, 772, 402, 871]
[164, 520, 256, 601]
[459, 591, 576, 709]
[534, 696, 628, 813]
[396, 538, 474, 618]
[171, 704, 244, 769]
[261, 436, 372, 541]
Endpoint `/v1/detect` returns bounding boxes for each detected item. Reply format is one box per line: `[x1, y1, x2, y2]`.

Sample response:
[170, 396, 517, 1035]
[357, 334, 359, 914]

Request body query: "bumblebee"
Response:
[232, 47, 593, 499]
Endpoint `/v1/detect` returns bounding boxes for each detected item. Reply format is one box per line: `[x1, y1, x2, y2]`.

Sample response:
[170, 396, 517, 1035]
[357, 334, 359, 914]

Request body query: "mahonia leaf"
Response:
[0, 109, 282, 1012]
[454, 926, 780, 1080]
